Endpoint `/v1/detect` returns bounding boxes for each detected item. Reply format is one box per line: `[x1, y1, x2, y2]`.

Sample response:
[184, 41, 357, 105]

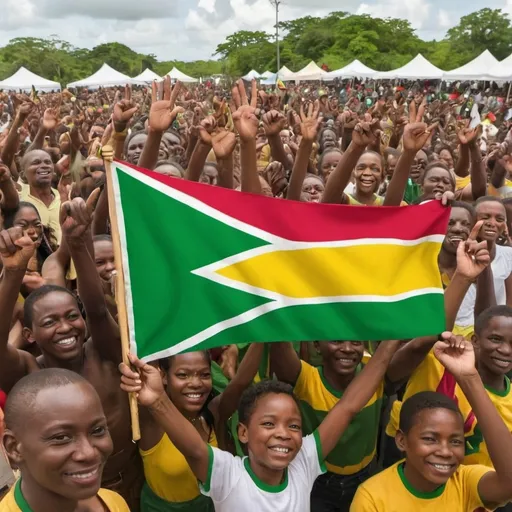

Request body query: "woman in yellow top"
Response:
[1, 368, 129, 512]
[139, 345, 264, 512]
[351, 334, 512, 511]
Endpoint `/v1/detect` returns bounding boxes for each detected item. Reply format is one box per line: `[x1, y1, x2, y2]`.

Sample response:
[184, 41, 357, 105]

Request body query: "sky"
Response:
[2, 0, 511, 61]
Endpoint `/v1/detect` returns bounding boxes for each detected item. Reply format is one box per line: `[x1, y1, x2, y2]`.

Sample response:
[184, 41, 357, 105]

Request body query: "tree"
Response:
[446, 8, 512, 61]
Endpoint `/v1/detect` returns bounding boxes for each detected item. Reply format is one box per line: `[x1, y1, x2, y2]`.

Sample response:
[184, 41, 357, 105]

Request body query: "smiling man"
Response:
[1, 368, 129, 511]
[19, 150, 62, 244]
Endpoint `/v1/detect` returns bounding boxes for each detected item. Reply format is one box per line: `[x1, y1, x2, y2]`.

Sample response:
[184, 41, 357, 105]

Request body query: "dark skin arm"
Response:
[211, 129, 236, 189]
[322, 121, 379, 204]
[263, 110, 292, 172]
[434, 336, 512, 509]
[139, 78, 183, 171]
[475, 266, 497, 324]
[232, 80, 261, 194]
[286, 101, 320, 201]
[91, 186, 110, 236]
[61, 191, 122, 364]
[467, 129, 487, 200]
[41, 239, 71, 288]
[384, 122, 437, 206]
[270, 342, 301, 386]
[185, 117, 215, 182]
[0, 102, 33, 173]
[387, 223, 490, 383]
[0, 228, 37, 392]
[0, 162, 19, 211]
[27, 108, 59, 152]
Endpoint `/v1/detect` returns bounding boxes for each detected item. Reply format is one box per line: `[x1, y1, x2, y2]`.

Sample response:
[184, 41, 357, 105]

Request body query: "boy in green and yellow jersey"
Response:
[270, 341, 386, 511]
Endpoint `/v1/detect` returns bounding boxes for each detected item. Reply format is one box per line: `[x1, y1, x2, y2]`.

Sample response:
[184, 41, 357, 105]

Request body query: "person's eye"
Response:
[421, 436, 435, 443]
[92, 426, 107, 436]
[176, 373, 187, 379]
[201, 373, 211, 379]
[289, 424, 301, 431]
[49, 433, 72, 444]
[42, 319, 55, 327]
[451, 439, 464, 446]
[96, 260, 105, 266]
[262, 421, 274, 427]
[68, 312, 80, 320]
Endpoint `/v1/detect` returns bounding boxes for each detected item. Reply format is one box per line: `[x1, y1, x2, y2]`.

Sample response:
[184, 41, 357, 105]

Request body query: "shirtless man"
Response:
[0, 194, 143, 510]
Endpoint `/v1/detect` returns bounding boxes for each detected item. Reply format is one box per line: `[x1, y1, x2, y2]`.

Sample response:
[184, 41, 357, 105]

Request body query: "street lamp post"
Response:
[269, 0, 281, 72]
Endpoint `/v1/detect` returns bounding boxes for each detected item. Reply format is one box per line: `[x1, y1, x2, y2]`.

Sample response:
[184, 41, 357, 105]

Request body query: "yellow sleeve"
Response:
[459, 464, 494, 511]
[98, 488, 130, 511]
[350, 485, 379, 511]
[293, 360, 317, 400]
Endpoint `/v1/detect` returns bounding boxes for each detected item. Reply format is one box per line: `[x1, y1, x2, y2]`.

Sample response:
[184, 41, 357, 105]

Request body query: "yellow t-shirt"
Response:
[347, 194, 407, 206]
[0, 480, 129, 511]
[350, 461, 491, 511]
[19, 184, 61, 244]
[455, 175, 471, 191]
[488, 179, 512, 198]
[294, 355, 382, 475]
[140, 430, 218, 502]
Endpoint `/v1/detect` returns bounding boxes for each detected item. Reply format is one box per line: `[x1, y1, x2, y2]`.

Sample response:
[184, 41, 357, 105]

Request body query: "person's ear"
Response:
[22, 327, 36, 345]
[395, 430, 407, 453]
[3, 430, 23, 467]
[237, 423, 249, 445]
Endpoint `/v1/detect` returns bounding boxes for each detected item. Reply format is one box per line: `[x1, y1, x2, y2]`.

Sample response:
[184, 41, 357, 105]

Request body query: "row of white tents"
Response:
[246, 50, 512, 83]
[3, 50, 512, 92]
[0, 63, 198, 92]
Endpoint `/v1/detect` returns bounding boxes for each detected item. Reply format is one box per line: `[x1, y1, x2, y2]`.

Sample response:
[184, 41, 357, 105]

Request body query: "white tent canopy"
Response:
[134, 68, 161, 82]
[293, 61, 327, 81]
[242, 70, 261, 81]
[487, 53, 512, 81]
[375, 54, 444, 80]
[443, 50, 499, 81]
[164, 67, 198, 83]
[67, 63, 144, 88]
[260, 73, 277, 85]
[324, 59, 376, 80]
[0, 67, 61, 92]
[260, 70, 274, 78]
[277, 66, 296, 81]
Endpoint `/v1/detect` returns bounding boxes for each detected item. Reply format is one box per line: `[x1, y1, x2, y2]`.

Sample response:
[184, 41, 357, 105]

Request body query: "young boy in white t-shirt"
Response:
[119, 341, 401, 512]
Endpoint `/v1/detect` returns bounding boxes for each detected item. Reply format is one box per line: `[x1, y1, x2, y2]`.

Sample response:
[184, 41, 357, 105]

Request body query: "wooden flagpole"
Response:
[102, 147, 141, 441]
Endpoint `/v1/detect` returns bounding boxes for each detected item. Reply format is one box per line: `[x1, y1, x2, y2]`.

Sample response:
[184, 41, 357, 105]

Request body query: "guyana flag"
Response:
[110, 160, 449, 362]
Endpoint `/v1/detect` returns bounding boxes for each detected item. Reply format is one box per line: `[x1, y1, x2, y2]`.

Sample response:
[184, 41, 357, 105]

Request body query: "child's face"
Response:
[239, 393, 303, 471]
[474, 315, 512, 376]
[396, 408, 465, 487]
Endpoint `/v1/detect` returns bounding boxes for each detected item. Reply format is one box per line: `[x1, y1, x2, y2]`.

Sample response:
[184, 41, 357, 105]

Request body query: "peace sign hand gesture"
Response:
[455, 220, 490, 281]
[113, 85, 139, 131]
[402, 122, 439, 153]
[232, 79, 259, 142]
[352, 119, 381, 148]
[148, 76, 184, 133]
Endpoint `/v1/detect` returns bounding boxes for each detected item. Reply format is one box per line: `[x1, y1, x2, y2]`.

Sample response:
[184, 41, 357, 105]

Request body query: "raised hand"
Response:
[0, 227, 36, 271]
[148, 76, 184, 132]
[296, 100, 321, 142]
[231, 79, 259, 142]
[457, 123, 482, 146]
[212, 129, 236, 160]
[433, 333, 477, 380]
[42, 108, 59, 131]
[60, 188, 100, 243]
[119, 353, 166, 407]
[351, 119, 381, 148]
[455, 220, 490, 280]
[113, 85, 139, 130]
[264, 161, 287, 196]
[17, 101, 34, 119]
[262, 110, 287, 137]
[409, 95, 426, 123]
[198, 116, 217, 145]
[402, 122, 438, 152]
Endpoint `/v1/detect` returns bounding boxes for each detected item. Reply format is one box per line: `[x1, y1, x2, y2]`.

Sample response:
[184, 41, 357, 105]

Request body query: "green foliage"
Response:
[0, 8, 511, 85]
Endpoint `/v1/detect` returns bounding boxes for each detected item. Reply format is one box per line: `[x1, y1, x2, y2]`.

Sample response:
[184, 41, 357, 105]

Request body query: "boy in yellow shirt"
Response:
[351, 333, 512, 511]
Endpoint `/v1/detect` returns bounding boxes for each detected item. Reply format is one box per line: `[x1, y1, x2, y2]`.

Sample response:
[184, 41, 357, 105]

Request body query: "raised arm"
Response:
[0, 228, 37, 391]
[232, 80, 261, 195]
[383, 122, 437, 206]
[186, 117, 215, 182]
[262, 110, 292, 172]
[387, 221, 490, 383]
[61, 190, 121, 364]
[322, 121, 379, 204]
[270, 342, 302, 385]
[286, 102, 320, 201]
[465, 126, 486, 200]
[27, 108, 59, 152]
[139, 78, 183, 171]
[211, 129, 236, 189]
[317, 340, 401, 459]
[434, 335, 512, 509]
[120, 354, 210, 483]
[0, 161, 19, 212]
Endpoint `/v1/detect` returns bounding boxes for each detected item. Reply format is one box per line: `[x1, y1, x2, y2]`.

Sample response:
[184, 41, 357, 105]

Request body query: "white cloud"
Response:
[437, 9, 452, 28]
[357, 0, 431, 29]
[198, 0, 217, 13]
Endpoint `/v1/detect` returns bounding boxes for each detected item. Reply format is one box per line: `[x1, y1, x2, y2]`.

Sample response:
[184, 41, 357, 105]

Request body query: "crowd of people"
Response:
[0, 75, 512, 511]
